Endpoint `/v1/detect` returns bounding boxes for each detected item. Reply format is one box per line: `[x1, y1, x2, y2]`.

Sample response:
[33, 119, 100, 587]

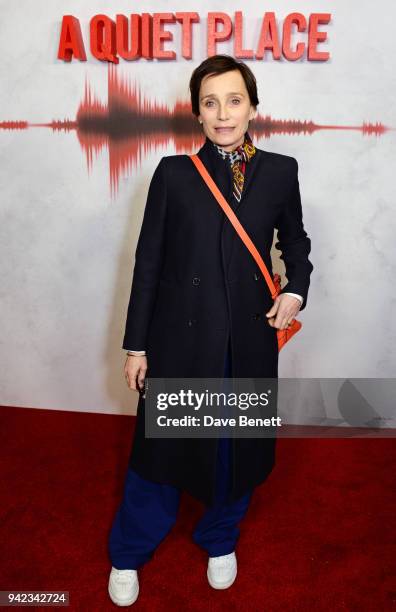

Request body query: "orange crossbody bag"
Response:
[190, 154, 302, 351]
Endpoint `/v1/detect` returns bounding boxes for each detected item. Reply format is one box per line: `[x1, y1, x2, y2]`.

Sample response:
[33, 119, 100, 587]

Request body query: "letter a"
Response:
[58, 15, 87, 62]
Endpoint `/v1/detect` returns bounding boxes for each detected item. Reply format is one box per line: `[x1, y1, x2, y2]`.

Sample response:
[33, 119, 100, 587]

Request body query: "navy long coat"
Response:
[122, 132, 313, 506]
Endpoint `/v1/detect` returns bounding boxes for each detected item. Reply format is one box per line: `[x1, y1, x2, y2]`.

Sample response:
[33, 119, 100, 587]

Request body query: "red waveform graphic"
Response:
[0, 121, 28, 130]
[0, 64, 393, 198]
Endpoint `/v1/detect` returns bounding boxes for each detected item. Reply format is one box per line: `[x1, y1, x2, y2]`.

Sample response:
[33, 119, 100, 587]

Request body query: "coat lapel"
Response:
[194, 134, 263, 275]
[196, 136, 234, 204]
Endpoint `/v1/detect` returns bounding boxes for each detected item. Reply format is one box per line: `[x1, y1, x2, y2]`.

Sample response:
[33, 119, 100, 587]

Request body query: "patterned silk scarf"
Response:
[212, 131, 256, 202]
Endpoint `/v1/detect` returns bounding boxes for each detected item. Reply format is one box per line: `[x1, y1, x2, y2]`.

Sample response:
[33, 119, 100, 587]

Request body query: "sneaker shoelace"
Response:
[210, 554, 235, 568]
[113, 569, 136, 583]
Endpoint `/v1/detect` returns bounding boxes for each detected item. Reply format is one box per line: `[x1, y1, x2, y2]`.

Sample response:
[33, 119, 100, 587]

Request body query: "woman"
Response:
[108, 54, 313, 606]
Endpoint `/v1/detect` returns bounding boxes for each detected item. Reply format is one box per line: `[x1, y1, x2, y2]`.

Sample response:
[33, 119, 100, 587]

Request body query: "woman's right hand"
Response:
[124, 355, 147, 393]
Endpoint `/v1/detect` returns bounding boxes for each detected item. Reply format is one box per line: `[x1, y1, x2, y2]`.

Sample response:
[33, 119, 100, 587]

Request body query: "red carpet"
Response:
[1, 405, 395, 611]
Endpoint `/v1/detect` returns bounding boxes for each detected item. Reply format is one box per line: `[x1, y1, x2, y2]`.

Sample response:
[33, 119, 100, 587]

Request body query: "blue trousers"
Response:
[108, 337, 253, 569]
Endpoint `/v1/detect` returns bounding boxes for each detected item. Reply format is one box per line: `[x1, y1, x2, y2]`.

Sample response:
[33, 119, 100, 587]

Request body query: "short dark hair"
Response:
[189, 54, 259, 117]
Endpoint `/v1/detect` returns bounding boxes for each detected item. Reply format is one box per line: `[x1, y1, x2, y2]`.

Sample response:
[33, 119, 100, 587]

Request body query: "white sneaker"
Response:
[108, 566, 139, 606]
[207, 552, 237, 589]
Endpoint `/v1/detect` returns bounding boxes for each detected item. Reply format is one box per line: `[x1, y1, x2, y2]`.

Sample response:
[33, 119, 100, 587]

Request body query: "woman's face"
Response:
[197, 69, 257, 152]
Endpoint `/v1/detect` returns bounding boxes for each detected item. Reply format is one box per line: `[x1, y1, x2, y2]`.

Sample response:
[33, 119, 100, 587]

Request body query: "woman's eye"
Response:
[204, 99, 240, 107]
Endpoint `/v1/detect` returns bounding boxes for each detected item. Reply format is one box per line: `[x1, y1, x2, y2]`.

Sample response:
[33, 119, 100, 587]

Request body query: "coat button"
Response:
[192, 276, 200, 286]
[252, 312, 261, 320]
[187, 318, 197, 326]
[253, 272, 259, 281]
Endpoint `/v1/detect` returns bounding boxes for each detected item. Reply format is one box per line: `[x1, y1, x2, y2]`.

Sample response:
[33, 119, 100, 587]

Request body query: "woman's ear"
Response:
[250, 107, 257, 121]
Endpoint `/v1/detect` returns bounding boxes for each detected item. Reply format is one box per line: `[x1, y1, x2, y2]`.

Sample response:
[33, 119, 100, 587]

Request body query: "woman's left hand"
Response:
[265, 294, 301, 330]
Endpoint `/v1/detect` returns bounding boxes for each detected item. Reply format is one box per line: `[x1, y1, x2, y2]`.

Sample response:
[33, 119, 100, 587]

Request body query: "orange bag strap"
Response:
[190, 154, 278, 300]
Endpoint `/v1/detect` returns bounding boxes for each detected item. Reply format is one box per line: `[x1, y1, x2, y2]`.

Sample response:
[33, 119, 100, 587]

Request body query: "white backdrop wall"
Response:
[0, 0, 395, 414]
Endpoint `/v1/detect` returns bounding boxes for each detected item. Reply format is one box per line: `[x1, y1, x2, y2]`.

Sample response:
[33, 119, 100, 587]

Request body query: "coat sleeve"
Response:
[274, 158, 313, 311]
[122, 157, 168, 349]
